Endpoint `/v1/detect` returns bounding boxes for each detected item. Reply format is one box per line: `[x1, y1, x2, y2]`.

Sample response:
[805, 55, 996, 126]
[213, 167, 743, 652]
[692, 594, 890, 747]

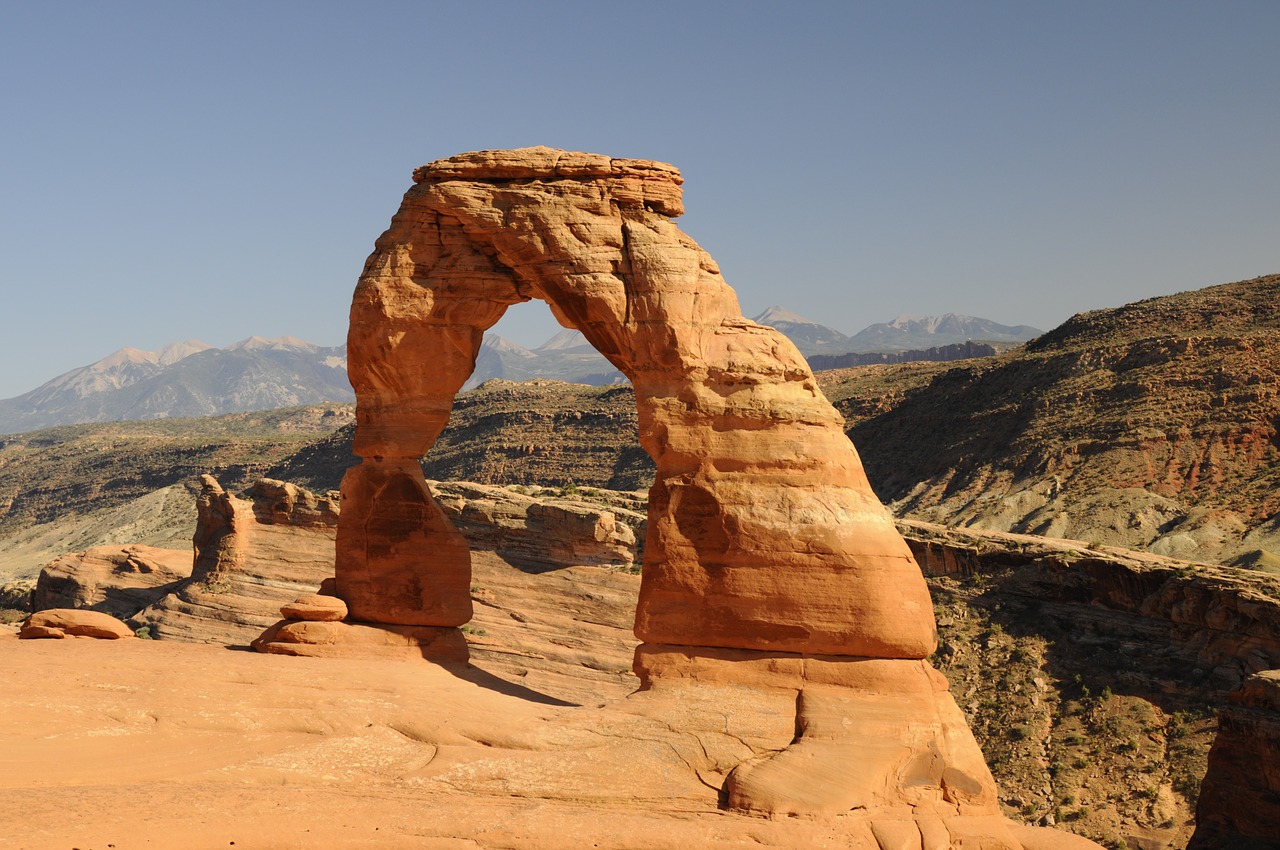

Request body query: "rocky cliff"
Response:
[1189, 670, 1280, 848]
[903, 520, 1280, 849]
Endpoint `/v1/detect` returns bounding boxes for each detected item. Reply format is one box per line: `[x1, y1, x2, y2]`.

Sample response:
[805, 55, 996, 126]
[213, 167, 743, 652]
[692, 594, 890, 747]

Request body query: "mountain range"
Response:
[462, 308, 1042, 390]
[0, 337, 352, 434]
[0, 309, 1042, 433]
[753, 306, 1041, 354]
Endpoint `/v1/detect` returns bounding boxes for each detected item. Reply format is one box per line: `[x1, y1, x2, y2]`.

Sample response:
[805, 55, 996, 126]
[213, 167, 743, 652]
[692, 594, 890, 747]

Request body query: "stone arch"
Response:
[336, 147, 936, 661]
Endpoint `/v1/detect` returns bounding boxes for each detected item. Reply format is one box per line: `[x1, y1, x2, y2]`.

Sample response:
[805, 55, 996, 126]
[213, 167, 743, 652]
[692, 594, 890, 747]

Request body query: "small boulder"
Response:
[280, 594, 348, 622]
[21, 609, 135, 640]
[19, 625, 67, 639]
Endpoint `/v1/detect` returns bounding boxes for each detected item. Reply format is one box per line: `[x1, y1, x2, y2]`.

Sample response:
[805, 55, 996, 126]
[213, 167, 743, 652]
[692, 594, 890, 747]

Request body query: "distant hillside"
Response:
[807, 341, 1000, 370]
[0, 404, 354, 554]
[272, 379, 652, 495]
[0, 337, 353, 434]
[824, 274, 1280, 565]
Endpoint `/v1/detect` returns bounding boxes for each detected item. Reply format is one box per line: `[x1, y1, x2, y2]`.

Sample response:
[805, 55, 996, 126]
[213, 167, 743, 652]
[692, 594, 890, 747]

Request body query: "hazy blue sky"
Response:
[2, 1, 1277, 398]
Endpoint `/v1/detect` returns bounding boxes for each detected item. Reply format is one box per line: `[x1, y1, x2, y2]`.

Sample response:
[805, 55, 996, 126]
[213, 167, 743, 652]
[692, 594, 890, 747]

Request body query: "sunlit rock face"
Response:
[339, 146, 934, 658]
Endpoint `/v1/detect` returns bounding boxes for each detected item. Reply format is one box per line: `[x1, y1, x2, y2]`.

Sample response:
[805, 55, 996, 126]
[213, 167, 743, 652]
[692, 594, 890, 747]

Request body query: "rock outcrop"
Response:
[430, 480, 644, 571]
[131, 477, 341, 644]
[31, 544, 189, 620]
[19, 608, 134, 639]
[331, 147, 1069, 845]
[1190, 669, 1280, 849]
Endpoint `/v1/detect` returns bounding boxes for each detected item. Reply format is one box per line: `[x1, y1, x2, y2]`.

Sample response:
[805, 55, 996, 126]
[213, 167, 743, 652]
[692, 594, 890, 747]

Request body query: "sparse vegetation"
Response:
[200, 575, 235, 595]
[930, 566, 1222, 847]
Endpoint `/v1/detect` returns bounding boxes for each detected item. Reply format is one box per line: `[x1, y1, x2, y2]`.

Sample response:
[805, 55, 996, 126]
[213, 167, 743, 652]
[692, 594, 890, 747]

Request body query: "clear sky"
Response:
[1, 1, 1277, 398]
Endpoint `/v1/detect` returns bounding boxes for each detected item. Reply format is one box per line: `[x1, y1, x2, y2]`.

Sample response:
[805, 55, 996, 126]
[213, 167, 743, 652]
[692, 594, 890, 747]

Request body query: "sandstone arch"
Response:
[327, 149, 1101, 845]
[338, 146, 935, 659]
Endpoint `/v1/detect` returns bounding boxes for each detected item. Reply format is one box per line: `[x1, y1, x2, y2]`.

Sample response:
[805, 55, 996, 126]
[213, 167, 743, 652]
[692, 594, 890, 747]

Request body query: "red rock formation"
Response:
[334, 147, 1090, 846]
[280, 593, 348, 622]
[32, 544, 190, 619]
[137, 478, 341, 644]
[340, 146, 934, 658]
[20, 608, 135, 639]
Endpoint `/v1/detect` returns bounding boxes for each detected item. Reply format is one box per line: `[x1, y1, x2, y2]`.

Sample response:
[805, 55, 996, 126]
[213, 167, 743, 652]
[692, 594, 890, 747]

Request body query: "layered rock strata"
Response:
[335, 147, 1070, 844]
[132, 477, 341, 644]
[430, 480, 644, 572]
[32, 544, 190, 620]
[903, 519, 1280, 693]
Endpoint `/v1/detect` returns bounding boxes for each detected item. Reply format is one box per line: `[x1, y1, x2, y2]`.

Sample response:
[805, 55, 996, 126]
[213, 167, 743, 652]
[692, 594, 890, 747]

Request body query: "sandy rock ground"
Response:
[0, 550, 873, 849]
[3, 547, 1101, 849]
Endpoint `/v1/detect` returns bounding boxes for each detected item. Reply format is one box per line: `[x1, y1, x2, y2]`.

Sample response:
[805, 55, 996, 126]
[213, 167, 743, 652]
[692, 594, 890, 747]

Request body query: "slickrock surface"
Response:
[1190, 670, 1280, 849]
[1, 549, 1086, 849]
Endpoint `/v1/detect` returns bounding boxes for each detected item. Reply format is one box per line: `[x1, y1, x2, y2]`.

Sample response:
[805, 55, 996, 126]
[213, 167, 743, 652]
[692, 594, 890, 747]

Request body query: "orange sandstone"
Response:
[340, 146, 934, 658]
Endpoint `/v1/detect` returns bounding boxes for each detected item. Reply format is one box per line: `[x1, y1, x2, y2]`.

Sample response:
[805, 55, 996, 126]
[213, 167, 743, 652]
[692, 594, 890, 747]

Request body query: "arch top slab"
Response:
[338, 147, 937, 660]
